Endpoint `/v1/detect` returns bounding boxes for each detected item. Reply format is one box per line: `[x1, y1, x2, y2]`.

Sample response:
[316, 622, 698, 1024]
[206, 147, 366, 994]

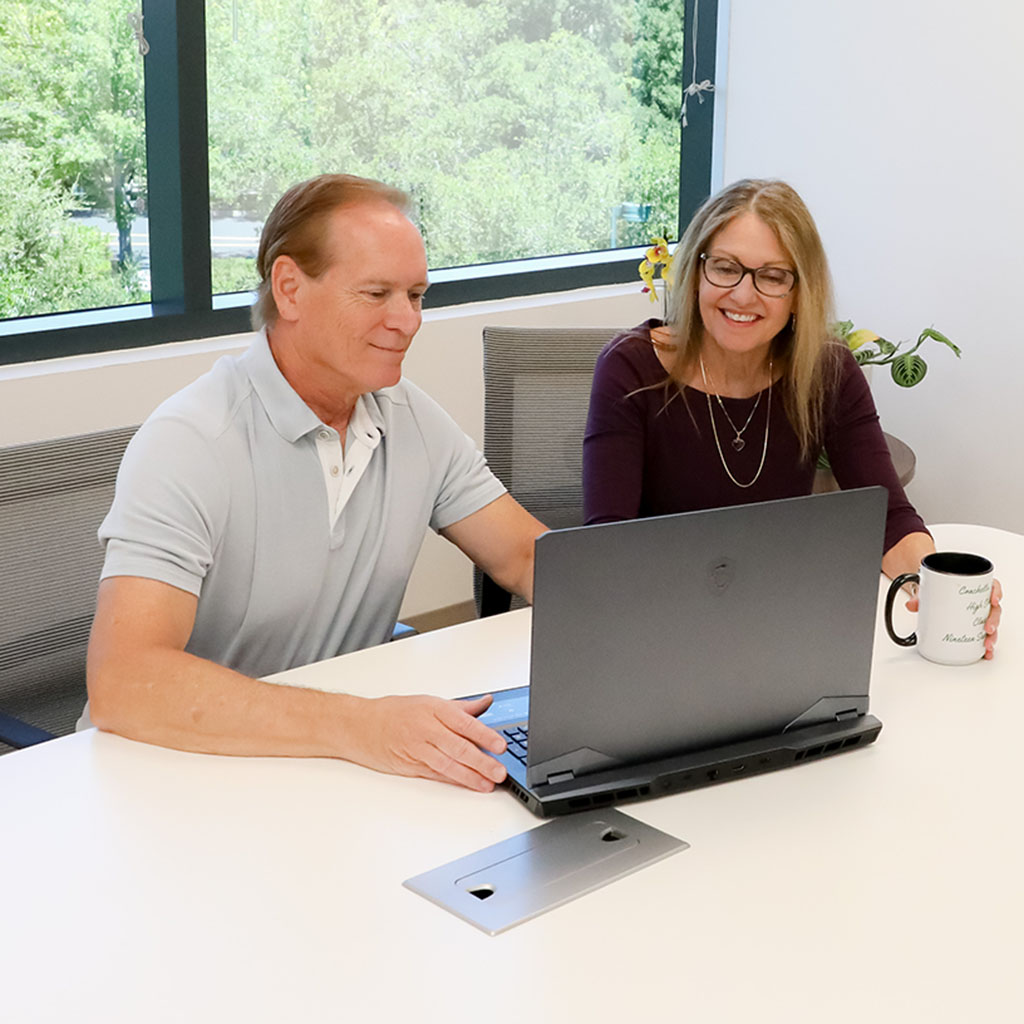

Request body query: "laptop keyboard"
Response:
[502, 725, 529, 763]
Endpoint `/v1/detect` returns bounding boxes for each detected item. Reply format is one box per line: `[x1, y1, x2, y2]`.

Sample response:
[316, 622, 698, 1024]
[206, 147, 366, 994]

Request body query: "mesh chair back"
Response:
[0, 426, 136, 751]
[477, 325, 623, 613]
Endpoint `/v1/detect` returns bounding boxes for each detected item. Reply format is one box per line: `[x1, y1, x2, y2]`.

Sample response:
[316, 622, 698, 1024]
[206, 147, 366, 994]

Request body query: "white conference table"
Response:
[2, 524, 1021, 1023]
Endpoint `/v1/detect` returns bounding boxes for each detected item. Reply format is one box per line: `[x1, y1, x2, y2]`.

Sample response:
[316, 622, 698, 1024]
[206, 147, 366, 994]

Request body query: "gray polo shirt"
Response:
[98, 330, 505, 678]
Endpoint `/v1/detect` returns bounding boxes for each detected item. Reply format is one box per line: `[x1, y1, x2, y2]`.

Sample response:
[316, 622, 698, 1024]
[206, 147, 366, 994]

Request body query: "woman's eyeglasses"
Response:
[699, 254, 798, 297]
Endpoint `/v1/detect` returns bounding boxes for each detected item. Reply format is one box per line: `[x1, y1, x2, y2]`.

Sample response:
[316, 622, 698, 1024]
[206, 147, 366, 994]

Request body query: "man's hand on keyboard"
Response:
[342, 693, 508, 791]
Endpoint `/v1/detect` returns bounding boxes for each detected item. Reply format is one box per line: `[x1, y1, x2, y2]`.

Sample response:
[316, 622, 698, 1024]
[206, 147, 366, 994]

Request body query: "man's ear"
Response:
[271, 255, 304, 322]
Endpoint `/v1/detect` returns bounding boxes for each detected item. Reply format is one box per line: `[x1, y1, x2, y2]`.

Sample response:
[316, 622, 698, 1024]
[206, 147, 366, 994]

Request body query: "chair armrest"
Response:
[390, 621, 418, 641]
[0, 712, 56, 749]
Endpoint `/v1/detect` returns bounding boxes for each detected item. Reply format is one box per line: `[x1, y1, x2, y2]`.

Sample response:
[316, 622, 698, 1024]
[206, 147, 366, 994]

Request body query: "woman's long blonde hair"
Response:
[664, 178, 838, 461]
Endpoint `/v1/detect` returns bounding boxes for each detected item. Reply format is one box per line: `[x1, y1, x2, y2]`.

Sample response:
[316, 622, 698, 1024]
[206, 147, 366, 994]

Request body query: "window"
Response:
[0, 0, 721, 364]
[0, 0, 149, 318]
[205, 0, 684, 286]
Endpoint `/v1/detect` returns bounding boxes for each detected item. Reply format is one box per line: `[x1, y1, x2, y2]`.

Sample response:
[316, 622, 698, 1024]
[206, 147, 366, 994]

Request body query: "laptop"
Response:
[470, 486, 888, 817]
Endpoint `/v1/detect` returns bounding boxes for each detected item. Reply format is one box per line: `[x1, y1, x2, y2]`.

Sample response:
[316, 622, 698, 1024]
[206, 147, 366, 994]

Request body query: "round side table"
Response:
[813, 432, 916, 493]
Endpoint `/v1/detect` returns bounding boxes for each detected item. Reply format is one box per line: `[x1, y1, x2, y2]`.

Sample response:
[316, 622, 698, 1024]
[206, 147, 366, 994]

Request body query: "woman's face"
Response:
[697, 211, 797, 360]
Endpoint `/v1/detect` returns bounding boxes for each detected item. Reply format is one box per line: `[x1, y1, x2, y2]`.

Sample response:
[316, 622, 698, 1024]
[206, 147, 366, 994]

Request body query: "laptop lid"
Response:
[524, 487, 888, 789]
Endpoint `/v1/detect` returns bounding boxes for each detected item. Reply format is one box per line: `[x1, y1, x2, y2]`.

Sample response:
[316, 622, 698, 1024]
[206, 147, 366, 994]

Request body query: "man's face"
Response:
[289, 201, 429, 402]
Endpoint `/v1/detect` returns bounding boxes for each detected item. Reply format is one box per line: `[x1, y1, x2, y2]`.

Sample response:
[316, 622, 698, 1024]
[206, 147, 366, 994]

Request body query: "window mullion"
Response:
[679, 0, 720, 233]
[142, 0, 213, 315]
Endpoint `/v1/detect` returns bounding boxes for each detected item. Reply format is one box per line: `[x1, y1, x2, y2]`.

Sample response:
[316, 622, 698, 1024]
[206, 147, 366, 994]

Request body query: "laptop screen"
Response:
[524, 487, 887, 787]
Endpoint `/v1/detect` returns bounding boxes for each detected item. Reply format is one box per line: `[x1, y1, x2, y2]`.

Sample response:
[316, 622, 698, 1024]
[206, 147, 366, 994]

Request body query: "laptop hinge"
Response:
[835, 708, 861, 722]
[545, 770, 575, 786]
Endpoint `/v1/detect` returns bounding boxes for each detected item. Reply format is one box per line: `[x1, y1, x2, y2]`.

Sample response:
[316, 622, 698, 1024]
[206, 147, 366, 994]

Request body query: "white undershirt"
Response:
[313, 395, 382, 529]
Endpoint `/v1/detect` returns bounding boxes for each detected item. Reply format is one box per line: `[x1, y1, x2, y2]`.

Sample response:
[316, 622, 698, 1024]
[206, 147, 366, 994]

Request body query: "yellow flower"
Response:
[638, 258, 657, 301]
[638, 238, 673, 302]
[646, 238, 671, 263]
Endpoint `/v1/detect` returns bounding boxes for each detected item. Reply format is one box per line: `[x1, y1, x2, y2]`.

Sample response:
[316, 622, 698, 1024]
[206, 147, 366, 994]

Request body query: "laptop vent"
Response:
[793, 735, 861, 762]
[566, 785, 651, 812]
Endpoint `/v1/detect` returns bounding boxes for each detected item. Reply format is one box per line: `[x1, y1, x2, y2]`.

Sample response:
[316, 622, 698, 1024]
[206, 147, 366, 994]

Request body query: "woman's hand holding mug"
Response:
[885, 552, 998, 665]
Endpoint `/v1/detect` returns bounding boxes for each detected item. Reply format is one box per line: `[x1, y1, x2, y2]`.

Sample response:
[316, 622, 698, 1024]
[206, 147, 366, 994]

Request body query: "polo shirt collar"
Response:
[243, 329, 389, 444]
[349, 393, 385, 450]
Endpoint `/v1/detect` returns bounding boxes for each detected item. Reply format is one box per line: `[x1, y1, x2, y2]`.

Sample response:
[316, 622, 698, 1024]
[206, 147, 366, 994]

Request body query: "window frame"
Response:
[1, 0, 721, 366]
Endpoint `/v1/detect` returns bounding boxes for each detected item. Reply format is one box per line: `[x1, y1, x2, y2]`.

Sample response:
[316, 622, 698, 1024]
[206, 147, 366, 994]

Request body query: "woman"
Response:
[583, 178, 1001, 656]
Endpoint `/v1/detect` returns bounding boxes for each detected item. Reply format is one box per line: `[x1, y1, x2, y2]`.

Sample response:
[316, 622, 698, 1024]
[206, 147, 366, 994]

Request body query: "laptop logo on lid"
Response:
[706, 557, 736, 595]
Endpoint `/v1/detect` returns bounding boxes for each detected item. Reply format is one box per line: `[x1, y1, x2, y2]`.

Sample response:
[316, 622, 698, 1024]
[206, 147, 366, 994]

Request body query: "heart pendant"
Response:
[731, 436, 745, 452]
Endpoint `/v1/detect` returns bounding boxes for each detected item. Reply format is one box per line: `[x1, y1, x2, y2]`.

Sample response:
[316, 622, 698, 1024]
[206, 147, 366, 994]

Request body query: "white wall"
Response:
[721, 0, 1024, 534]
[0, 283, 656, 616]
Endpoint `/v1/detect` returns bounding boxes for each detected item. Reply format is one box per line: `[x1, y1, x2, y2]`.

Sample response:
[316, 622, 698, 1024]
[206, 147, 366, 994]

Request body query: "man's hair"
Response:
[252, 174, 413, 330]
[664, 178, 837, 461]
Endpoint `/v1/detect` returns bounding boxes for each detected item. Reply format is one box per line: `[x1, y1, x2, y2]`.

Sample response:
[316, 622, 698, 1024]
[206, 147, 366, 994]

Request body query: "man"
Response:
[85, 174, 546, 792]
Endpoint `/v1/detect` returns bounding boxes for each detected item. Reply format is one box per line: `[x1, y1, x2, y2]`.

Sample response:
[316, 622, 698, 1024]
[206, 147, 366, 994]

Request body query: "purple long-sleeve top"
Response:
[583, 321, 928, 554]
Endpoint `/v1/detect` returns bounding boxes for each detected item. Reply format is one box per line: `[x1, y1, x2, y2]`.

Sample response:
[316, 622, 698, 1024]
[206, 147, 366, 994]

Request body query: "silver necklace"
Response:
[699, 356, 773, 489]
[705, 370, 763, 451]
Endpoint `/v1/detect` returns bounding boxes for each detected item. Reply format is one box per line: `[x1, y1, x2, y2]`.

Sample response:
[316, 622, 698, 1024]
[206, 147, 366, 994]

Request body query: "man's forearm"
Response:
[488, 546, 535, 604]
[441, 494, 545, 605]
[86, 578, 508, 788]
[87, 641, 508, 789]
[87, 645, 353, 758]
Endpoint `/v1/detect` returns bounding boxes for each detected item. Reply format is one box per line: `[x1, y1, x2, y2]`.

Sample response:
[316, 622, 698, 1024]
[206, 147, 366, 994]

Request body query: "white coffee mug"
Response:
[884, 552, 993, 665]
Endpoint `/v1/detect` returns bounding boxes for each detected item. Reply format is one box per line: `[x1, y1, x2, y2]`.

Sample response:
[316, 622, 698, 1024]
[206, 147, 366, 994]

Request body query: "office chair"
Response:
[476, 325, 624, 616]
[0, 426, 137, 753]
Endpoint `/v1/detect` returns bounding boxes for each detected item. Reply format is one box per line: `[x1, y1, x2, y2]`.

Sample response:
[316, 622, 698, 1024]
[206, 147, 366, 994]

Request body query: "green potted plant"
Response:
[816, 321, 961, 478]
[833, 319, 961, 387]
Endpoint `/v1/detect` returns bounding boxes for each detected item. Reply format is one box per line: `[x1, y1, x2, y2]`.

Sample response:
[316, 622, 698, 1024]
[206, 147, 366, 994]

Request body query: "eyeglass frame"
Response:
[698, 252, 798, 298]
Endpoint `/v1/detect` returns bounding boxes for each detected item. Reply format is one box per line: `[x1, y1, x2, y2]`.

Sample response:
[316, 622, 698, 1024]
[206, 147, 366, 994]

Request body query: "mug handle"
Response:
[884, 572, 920, 647]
